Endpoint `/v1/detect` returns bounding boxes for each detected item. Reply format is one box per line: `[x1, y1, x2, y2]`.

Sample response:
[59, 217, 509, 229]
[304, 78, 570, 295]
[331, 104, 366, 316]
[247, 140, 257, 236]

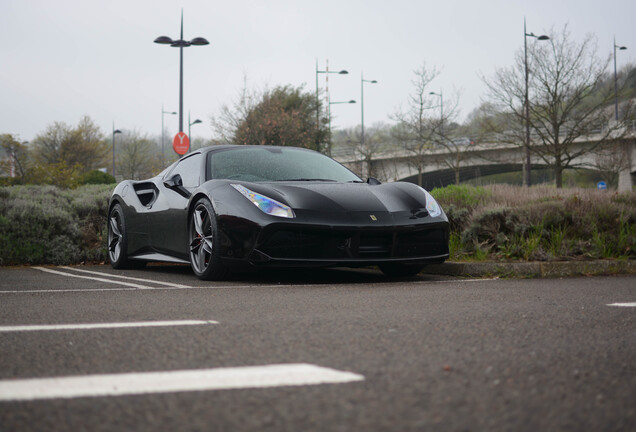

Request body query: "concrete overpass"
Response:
[333, 123, 636, 192]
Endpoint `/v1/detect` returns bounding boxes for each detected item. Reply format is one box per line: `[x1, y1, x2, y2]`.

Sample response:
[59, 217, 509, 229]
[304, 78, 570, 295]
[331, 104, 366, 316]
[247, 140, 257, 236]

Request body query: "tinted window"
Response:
[170, 153, 202, 188]
[207, 147, 361, 183]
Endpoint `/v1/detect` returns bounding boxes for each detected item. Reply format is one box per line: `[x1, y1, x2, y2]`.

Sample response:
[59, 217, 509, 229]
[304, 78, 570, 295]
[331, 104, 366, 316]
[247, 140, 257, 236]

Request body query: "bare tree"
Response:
[31, 122, 70, 166]
[210, 76, 259, 145]
[485, 25, 632, 187]
[427, 93, 466, 184]
[336, 123, 390, 180]
[116, 130, 158, 180]
[391, 64, 440, 186]
[392, 64, 466, 185]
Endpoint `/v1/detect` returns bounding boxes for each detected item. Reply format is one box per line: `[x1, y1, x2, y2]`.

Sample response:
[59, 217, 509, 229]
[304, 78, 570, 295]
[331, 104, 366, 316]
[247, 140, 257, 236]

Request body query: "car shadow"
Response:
[141, 263, 443, 286]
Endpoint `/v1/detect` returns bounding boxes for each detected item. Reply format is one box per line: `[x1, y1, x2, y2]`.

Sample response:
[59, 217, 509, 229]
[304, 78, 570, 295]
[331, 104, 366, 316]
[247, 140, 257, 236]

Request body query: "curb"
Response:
[423, 260, 636, 278]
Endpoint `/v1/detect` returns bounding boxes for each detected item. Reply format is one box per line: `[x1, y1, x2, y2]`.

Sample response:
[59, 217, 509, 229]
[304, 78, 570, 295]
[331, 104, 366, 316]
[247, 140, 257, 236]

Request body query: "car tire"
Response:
[108, 203, 144, 269]
[189, 198, 228, 280]
[378, 262, 425, 277]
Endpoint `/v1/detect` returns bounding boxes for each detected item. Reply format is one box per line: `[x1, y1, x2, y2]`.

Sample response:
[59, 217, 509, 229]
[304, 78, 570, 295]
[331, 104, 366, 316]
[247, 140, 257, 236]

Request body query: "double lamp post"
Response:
[154, 10, 208, 158]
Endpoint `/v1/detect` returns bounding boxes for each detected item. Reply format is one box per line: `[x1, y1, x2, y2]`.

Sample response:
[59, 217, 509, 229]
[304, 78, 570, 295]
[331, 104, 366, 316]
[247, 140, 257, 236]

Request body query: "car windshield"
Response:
[207, 146, 362, 183]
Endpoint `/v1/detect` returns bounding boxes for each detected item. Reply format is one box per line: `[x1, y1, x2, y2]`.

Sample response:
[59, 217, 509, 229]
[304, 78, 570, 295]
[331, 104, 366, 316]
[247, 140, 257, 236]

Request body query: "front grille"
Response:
[257, 226, 448, 261]
[396, 229, 447, 257]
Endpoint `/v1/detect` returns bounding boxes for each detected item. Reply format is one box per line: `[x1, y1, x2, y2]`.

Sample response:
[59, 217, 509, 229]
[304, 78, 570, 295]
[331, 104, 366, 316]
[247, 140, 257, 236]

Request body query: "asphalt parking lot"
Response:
[0, 265, 635, 431]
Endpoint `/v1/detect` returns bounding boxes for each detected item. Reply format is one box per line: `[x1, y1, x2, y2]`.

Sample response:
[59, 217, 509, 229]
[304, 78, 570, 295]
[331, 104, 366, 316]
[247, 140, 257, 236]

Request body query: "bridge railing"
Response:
[332, 120, 636, 165]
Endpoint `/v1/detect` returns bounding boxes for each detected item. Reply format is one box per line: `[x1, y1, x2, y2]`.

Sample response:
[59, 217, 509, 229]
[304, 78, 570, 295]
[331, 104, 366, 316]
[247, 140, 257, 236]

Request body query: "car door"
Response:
[148, 153, 204, 259]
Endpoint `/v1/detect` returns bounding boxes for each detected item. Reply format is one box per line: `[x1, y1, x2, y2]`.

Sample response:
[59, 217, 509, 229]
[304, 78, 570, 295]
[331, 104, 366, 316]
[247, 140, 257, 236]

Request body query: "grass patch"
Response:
[434, 184, 636, 262]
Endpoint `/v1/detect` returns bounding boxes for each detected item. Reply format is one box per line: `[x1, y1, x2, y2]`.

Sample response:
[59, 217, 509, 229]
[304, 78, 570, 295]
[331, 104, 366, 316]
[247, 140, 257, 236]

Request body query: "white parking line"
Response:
[0, 267, 487, 295]
[0, 287, 140, 294]
[60, 266, 193, 289]
[0, 364, 365, 401]
[607, 302, 636, 307]
[0, 320, 218, 333]
[33, 267, 155, 289]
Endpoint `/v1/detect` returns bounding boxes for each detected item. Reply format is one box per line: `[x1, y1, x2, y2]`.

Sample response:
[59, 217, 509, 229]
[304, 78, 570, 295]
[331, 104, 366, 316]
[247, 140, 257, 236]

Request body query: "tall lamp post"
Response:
[161, 105, 177, 167]
[188, 111, 202, 153]
[112, 124, 121, 179]
[429, 90, 443, 137]
[614, 37, 627, 121]
[361, 72, 378, 152]
[523, 18, 550, 187]
[154, 10, 209, 135]
[328, 100, 356, 156]
[316, 60, 348, 153]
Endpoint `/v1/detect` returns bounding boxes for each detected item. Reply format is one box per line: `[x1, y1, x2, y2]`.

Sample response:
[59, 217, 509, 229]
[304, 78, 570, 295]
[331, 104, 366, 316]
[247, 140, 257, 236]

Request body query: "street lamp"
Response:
[614, 36, 627, 121]
[328, 100, 356, 156]
[112, 125, 122, 179]
[361, 72, 378, 152]
[523, 17, 550, 187]
[154, 9, 209, 135]
[188, 111, 202, 153]
[429, 90, 443, 136]
[316, 60, 349, 152]
[162, 105, 177, 167]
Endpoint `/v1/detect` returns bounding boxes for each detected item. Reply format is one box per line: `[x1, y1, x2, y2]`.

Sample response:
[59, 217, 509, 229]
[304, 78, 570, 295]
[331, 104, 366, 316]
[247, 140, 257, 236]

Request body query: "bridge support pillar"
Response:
[618, 169, 632, 192]
[618, 140, 634, 193]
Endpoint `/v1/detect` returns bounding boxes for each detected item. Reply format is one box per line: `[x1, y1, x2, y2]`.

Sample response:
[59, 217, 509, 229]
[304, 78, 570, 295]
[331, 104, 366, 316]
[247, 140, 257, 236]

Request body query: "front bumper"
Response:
[218, 216, 449, 268]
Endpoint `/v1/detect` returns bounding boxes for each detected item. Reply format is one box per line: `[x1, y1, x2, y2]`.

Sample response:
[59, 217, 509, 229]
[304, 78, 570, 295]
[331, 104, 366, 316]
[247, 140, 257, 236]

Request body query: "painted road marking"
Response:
[0, 320, 218, 333]
[0, 287, 139, 294]
[607, 303, 636, 307]
[33, 267, 155, 289]
[0, 364, 365, 401]
[61, 266, 193, 289]
[0, 266, 489, 295]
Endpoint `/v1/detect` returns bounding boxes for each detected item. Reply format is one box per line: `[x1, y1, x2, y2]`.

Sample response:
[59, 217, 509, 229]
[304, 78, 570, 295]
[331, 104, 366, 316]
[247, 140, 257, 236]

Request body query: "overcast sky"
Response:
[1, 0, 634, 144]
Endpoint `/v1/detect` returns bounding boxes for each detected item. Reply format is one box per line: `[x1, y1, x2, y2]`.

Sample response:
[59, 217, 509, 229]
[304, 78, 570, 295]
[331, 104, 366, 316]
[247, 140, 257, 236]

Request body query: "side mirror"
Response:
[367, 177, 381, 185]
[163, 173, 183, 188]
[163, 174, 191, 198]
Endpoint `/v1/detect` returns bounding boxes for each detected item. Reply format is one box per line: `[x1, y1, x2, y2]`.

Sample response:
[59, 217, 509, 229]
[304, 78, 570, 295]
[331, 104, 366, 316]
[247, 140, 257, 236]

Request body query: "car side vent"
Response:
[133, 183, 159, 207]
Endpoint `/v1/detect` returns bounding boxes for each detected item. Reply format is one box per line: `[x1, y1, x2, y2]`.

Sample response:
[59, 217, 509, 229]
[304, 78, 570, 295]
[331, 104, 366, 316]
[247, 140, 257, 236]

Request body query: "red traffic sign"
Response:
[173, 132, 190, 155]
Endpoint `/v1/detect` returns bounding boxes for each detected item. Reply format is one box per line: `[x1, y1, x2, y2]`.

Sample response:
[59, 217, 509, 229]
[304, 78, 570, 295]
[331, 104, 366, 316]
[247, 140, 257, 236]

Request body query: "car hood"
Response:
[246, 181, 429, 214]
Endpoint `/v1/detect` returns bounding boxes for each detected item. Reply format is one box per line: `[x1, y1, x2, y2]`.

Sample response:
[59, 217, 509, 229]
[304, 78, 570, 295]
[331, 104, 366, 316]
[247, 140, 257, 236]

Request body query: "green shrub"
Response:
[80, 170, 116, 185]
[431, 184, 492, 210]
[0, 184, 113, 265]
[433, 184, 636, 261]
[461, 207, 521, 247]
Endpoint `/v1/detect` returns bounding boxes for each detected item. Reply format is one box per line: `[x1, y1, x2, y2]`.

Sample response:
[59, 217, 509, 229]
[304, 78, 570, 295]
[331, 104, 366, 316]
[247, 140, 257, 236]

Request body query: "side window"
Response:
[170, 153, 202, 189]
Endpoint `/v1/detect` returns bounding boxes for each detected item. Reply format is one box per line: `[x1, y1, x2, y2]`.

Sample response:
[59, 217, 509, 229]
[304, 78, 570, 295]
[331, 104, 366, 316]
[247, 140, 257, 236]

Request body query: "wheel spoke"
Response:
[110, 217, 121, 237]
[196, 244, 207, 270]
[109, 234, 120, 261]
[202, 235, 214, 254]
[112, 242, 120, 261]
[190, 202, 219, 276]
[108, 214, 122, 263]
[193, 209, 205, 237]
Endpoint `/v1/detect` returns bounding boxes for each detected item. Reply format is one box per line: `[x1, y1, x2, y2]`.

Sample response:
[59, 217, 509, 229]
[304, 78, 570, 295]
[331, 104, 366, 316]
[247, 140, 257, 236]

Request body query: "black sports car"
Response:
[107, 145, 449, 279]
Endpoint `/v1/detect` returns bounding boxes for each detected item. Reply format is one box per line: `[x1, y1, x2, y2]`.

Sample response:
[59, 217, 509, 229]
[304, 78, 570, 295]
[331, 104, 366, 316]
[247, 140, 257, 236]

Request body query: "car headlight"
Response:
[419, 187, 442, 218]
[231, 184, 295, 218]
